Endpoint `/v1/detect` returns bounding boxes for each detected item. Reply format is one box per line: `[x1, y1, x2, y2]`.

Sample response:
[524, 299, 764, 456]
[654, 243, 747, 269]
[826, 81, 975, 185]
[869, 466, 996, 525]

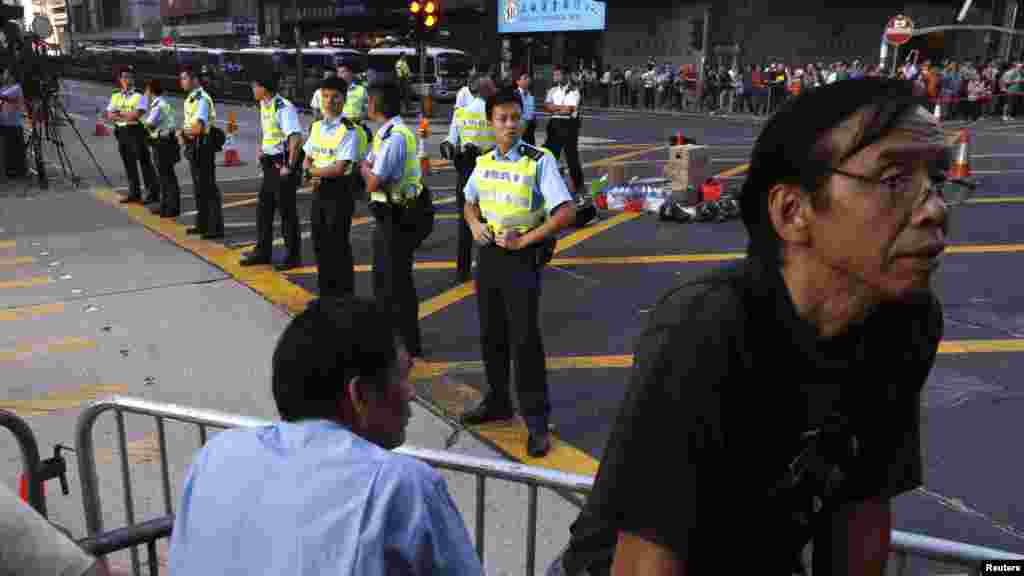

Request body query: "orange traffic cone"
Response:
[220, 112, 243, 167]
[418, 115, 431, 176]
[949, 128, 970, 179]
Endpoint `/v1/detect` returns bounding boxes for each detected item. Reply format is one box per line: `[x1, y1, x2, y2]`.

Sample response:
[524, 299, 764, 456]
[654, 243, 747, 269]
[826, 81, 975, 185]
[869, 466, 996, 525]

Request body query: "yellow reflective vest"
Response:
[454, 105, 496, 151]
[306, 117, 352, 173]
[474, 144, 550, 235]
[144, 96, 175, 139]
[108, 89, 144, 127]
[370, 120, 422, 204]
[183, 88, 215, 135]
[342, 83, 368, 121]
[260, 95, 294, 151]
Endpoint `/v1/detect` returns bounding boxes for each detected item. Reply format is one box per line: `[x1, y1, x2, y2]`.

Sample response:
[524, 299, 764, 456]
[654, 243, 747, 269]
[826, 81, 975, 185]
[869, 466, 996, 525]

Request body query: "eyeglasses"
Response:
[825, 167, 949, 206]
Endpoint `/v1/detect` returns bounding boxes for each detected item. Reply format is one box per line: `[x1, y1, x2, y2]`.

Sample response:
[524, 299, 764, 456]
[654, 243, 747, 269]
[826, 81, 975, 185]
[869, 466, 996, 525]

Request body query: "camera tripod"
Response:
[25, 86, 111, 191]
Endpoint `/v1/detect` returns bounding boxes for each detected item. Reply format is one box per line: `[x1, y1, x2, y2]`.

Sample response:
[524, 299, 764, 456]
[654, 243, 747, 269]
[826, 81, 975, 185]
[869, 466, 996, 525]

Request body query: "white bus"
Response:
[367, 46, 471, 101]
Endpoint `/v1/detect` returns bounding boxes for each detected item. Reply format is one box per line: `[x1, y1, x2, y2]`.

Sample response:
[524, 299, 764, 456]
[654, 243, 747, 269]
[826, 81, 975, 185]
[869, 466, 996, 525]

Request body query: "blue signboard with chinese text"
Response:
[498, 0, 607, 33]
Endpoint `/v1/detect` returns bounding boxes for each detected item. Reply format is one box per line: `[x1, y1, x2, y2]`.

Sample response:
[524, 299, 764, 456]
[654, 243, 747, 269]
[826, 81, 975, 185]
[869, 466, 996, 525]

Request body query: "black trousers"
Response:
[311, 179, 355, 298]
[544, 118, 583, 193]
[151, 138, 181, 216]
[187, 137, 224, 236]
[116, 125, 158, 199]
[1, 126, 26, 177]
[371, 202, 422, 356]
[522, 120, 537, 146]
[476, 242, 549, 432]
[255, 155, 301, 262]
[454, 153, 479, 280]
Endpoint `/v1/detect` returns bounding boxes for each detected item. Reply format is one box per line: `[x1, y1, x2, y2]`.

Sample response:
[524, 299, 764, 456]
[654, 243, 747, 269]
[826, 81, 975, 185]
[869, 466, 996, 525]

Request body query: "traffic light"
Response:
[409, 0, 440, 39]
[690, 19, 703, 51]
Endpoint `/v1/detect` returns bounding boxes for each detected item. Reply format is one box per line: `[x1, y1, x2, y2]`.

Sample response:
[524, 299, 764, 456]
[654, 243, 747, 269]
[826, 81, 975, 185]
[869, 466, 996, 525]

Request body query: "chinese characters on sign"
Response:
[498, 0, 606, 33]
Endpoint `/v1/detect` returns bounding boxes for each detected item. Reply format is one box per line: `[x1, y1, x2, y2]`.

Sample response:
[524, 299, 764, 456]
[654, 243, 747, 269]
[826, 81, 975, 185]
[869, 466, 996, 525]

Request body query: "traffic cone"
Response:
[949, 128, 971, 179]
[220, 111, 243, 167]
[418, 115, 431, 176]
[94, 109, 110, 137]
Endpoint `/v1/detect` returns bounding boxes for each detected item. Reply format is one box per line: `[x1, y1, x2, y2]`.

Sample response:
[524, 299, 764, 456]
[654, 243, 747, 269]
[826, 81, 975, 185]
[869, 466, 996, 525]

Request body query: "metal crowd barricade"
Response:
[1, 408, 46, 516]
[75, 396, 1023, 576]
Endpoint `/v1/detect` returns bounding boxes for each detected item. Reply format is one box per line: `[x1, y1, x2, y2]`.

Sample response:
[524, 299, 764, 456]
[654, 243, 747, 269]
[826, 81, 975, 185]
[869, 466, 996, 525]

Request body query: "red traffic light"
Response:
[409, 1, 421, 13]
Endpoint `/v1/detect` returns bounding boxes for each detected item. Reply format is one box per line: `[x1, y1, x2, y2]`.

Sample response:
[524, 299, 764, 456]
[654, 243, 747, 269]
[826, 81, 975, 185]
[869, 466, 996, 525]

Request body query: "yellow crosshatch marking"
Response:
[0, 336, 97, 362]
[0, 240, 15, 249]
[0, 276, 52, 290]
[0, 302, 66, 321]
[0, 256, 35, 267]
[0, 384, 129, 417]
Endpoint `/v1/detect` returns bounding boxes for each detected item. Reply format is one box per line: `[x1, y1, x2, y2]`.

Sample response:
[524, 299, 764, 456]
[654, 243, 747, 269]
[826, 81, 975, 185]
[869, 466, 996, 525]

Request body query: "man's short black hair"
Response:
[144, 78, 162, 95]
[320, 75, 348, 94]
[486, 85, 523, 121]
[252, 75, 278, 93]
[739, 78, 927, 266]
[368, 82, 401, 118]
[272, 297, 398, 423]
[179, 65, 196, 79]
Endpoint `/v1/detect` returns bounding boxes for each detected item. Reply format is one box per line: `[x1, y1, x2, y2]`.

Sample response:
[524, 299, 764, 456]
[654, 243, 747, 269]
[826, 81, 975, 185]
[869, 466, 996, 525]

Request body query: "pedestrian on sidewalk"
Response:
[544, 65, 583, 195]
[141, 79, 181, 218]
[107, 66, 159, 205]
[177, 66, 224, 239]
[241, 74, 303, 270]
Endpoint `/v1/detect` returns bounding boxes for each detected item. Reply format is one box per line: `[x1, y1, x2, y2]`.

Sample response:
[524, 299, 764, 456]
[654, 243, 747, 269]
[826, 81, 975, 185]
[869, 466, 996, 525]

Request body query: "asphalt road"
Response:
[6, 79, 1024, 573]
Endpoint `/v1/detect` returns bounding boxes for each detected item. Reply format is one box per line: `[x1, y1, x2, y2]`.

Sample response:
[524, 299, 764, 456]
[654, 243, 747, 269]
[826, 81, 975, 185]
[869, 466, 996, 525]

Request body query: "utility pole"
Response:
[293, 0, 303, 105]
[698, 5, 710, 109]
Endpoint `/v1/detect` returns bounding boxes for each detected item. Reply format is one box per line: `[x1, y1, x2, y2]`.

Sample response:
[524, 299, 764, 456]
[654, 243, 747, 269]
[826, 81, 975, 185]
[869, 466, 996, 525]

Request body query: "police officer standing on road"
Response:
[140, 79, 181, 218]
[310, 68, 336, 123]
[177, 66, 224, 239]
[517, 70, 537, 146]
[460, 86, 576, 458]
[360, 82, 424, 358]
[440, 76, 496, 283]
[395, 54, 412, 113]
[303, 77, 359, 298]
[107, 66, 159, 204]
[544, 64, 584, 196]
[337, 61, 373, 191]
[241, 75, 303, 270]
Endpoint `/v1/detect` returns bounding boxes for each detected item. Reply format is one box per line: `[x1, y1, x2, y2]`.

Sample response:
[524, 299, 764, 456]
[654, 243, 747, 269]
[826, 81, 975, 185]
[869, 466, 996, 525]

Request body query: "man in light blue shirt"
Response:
[168, 297, 482, 575]
[516, 70, 537, 145]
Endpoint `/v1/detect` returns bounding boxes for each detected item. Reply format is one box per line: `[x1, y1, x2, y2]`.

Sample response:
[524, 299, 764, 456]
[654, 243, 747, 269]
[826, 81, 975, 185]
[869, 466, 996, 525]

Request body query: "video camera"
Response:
[1, 6, 63, 103]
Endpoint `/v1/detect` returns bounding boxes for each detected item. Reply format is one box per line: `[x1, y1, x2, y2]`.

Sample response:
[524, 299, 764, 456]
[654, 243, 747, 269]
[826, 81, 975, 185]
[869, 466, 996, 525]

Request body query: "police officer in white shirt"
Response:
[543, 64, 583, 195]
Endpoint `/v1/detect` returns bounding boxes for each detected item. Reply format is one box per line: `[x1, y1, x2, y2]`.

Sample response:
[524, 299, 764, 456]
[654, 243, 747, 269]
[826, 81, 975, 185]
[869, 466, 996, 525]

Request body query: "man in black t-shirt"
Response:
[551, 78, 949, 576]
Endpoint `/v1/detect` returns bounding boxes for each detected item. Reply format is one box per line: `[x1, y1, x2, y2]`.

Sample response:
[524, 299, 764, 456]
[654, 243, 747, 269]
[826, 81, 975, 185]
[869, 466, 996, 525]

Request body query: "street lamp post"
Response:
[293, 0, 303, 105]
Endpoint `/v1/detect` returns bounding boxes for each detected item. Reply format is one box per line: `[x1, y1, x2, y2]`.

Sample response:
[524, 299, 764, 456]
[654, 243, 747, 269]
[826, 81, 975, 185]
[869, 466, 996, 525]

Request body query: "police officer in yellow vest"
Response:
[360, 82, 424, 357]
[460, 86, 576, 458]
[395, 54, 412, 113]
[337, 60, 373, 199]
[106, 66, 159, 204]
[177, 65, 224, 239]
[303, 77, 361, 297]
[140, 79, 181, 218]
[440, 75, 497, 282]
[241, 75, 303, 270]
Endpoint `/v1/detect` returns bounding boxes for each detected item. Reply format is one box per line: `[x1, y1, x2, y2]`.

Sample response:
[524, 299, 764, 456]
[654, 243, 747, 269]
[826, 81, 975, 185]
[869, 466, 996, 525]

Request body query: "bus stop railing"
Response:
[74, 396, 1024, 575]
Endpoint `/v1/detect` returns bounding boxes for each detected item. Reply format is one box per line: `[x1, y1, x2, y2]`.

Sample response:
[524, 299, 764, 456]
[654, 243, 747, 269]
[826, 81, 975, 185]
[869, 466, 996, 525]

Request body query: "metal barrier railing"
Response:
[77, 515, 173, 576]
[1, 408, 46, 516]
[75, 396, 1024, 576]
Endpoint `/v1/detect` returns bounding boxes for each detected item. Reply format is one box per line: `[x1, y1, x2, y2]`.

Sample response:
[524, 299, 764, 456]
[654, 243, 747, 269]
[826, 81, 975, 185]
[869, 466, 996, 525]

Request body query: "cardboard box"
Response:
[665, 145, 709, 199]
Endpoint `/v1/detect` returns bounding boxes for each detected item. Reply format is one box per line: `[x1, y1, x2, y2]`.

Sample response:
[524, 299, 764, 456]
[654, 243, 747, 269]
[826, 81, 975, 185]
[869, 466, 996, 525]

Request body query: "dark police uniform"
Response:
[460, 140, 573, 457]
[305, 114, 365, 297]
[442, 95, 496, 282]
[543, 80, 583, 193]
[552, 256, 943, 575]
[182, 86, 224, 239]
[242, 92, 303, 268]
[107, 82, 158, 203]
[368, 115, 424, 356]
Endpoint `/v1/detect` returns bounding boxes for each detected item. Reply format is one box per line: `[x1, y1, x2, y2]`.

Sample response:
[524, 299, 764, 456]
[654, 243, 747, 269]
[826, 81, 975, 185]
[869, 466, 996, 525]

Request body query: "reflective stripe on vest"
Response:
[307, 119, 349, 172]
[184, 89, 215, 135]
[370, 121, 422, 204]
[261, 96, 292, 150]
[146, 97, 175, 138]
[474, 150, 546, 235]
[353, 124, 369, 163]
[455, 107, 496, 151]
[343, 84, 367, 120]
[110, 91, 142, 127]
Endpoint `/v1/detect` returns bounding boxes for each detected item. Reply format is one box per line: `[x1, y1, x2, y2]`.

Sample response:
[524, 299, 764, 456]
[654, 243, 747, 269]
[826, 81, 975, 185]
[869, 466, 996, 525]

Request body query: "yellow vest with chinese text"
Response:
[370, 121, 422, 204]
[307, 118, 352, 174]
[474, 144, 549, 235]
[455, 106, 496, 151]
[145, 97, 175, 139]
[109, 89, 143, 127]
[184, 88, 215, 135]
[260, 95, 293, 151]
[343, 83, 367, 121]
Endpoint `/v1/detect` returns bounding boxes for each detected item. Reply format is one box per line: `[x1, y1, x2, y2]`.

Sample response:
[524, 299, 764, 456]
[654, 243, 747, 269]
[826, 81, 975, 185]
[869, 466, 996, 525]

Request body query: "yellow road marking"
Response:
[584, 144, 666, 169]
[0, 240, 15, 249]
[0, 276, 52, 290]
[0, 384, 129, 417]
[469, 419, 600, 475]
[0, 336, 97, 362]
[0, 302, 65, 321]
[964, 196, 1024, 204]
[94, 188, 317, 314]
[0, 256, 35, 267]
